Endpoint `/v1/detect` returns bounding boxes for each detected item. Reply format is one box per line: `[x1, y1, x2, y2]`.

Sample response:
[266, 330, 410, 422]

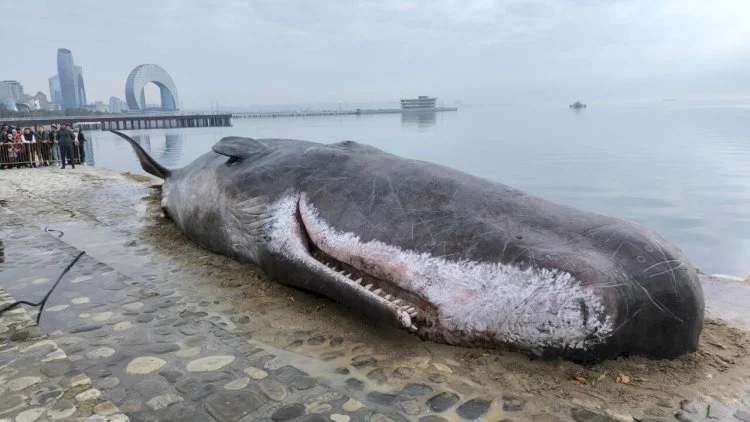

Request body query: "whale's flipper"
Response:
[110, 130, 171, 180]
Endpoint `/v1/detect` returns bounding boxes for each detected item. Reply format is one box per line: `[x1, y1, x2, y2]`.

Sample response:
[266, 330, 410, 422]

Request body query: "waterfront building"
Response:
[125, 64, 179, 111]
[400, 95, 437, 110]
[17, 95, 40, 111]
[33, 91, 49, 110]
[0, 80, 24, 102]
[56, 48, 88, 109]
[74, 66, 87, 106]
[109, 96, 128, 113]
[48, 74, 61, 105]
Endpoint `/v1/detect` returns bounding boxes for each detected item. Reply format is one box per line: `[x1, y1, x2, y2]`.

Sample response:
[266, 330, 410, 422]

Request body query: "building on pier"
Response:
[400, 95, 437, 110]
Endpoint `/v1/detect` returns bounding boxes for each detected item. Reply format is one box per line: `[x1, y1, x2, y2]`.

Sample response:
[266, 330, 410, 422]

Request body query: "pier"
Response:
[1, 107, 460, 130]
[1, 112, 232, 130]
[232, 107, 458, 119]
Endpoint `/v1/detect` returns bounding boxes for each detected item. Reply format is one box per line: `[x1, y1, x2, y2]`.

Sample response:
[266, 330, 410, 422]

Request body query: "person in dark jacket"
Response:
[58, 123, 76, 169]
[75, 126, 86, 164]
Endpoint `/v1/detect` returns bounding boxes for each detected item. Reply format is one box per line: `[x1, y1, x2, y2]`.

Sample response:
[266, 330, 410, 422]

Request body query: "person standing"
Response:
[49, 124, 61, 165]
[2, 134, 16, 169]
[58, 123, 76, 169]
[22, 127, 40, 167]
[11, 129, 27, 167]
[75, 126, 86, 164]
[36, 126, 50, 166]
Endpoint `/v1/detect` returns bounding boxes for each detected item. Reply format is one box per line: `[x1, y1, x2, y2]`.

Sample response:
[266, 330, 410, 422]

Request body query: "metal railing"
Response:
[0, 141, 84, 169]
[4, 111, 232, 123]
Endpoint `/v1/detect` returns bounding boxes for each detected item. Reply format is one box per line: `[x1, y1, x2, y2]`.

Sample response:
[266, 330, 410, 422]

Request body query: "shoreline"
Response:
[2, 165, 750, 421]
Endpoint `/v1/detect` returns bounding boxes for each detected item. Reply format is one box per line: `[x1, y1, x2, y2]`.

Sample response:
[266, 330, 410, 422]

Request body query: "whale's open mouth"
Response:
[291, 197, 436, 332]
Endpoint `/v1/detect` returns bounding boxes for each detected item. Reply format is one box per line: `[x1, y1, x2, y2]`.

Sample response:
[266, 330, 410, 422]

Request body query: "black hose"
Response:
[0, 251, 86, 324]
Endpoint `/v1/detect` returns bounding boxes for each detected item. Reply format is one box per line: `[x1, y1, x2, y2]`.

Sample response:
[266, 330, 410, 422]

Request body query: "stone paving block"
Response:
[205, 390, 265, 421]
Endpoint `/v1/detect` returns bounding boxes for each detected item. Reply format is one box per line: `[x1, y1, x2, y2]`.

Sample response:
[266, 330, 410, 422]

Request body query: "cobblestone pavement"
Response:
[0, 286, 128, 421]
[2, 166, 750, 421]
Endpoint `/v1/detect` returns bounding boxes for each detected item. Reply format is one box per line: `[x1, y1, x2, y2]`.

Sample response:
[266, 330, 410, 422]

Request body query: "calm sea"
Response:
[84, 103, 750, 276]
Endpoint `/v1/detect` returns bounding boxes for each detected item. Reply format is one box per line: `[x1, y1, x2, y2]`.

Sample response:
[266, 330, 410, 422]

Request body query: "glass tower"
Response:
[56, 48, 87, 109]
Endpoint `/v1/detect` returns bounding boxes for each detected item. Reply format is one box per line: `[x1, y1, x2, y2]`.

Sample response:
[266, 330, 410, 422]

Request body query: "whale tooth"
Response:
[342, 272, 350, 278]
[373, 288, 382, 295]
[409, 310, 418, 317]
[392, 299, 402, 305]
[324, 262, 331, 267]
[353, 278, 362, 285]
[364, 284, 373, 290]
[405, 307, 415, 313]
[384, 294, 392, 300]
[409, 324, 418, 331]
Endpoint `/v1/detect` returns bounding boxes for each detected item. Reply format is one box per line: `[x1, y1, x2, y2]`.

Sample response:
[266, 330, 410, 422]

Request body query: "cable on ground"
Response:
[0, 251, 86, 324]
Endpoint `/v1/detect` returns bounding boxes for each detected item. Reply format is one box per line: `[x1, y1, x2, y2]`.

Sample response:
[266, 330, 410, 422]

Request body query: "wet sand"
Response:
[2, 166, 750, 421]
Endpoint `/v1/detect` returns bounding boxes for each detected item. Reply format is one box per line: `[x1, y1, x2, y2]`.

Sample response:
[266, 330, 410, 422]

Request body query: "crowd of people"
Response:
[1, 123, 86, 169]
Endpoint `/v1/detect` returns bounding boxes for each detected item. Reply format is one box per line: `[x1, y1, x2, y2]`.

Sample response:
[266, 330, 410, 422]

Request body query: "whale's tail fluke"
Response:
[110, 130, 171, 180]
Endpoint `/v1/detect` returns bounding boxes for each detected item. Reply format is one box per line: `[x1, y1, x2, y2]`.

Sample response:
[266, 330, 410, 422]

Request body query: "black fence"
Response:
[1, 142, 84, 169]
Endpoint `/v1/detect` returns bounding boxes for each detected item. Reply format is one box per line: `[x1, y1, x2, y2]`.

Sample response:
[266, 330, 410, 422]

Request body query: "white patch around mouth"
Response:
[292, 193, 614, 352]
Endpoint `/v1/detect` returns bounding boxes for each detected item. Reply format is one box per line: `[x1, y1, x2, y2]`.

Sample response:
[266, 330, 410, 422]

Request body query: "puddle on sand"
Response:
[3, 168, 750, 419]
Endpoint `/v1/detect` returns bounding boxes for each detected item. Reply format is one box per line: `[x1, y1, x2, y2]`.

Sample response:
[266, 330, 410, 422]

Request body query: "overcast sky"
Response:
[2, 0, 750, 109]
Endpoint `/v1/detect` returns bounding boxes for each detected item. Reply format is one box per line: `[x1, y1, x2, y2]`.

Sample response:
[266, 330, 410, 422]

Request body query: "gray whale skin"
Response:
[113, 130, 704, 363]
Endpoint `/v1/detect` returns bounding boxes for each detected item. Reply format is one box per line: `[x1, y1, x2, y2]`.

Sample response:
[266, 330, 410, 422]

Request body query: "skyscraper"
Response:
[56, 48, 87, 109]
[74, 65, 87, 106]
[48, 74, 61, 105]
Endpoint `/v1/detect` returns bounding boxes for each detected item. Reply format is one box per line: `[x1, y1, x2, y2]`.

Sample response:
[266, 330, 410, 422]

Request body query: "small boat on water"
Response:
[569, 101, 586, 109]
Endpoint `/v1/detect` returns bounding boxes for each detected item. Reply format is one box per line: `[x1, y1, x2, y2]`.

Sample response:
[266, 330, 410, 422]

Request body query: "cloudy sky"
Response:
[3, 0, 750, 109]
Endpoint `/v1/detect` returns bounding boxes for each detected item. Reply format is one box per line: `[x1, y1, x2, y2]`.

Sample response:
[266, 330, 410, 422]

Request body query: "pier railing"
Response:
[5, 111, 231, 123]
[1, 141, 83, 169]
[2, 112, 233, 131]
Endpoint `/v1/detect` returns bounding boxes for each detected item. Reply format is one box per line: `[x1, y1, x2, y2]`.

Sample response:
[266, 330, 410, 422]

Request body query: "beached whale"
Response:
[113, 130, 704, 363]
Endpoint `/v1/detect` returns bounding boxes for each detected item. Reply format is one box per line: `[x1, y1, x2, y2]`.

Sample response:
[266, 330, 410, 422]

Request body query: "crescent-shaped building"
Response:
[125, 64, 179, 111]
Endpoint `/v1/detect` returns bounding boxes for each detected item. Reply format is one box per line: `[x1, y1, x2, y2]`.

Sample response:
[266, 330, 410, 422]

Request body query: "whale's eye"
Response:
[226, 156, 240, 166]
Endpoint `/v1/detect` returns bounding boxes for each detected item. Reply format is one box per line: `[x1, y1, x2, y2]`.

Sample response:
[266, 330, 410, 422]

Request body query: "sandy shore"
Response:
[2, 165, 750, 421]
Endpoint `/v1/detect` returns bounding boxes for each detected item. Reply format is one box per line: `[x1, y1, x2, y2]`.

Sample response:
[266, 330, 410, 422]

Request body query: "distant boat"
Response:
[569, 101, 586, 109]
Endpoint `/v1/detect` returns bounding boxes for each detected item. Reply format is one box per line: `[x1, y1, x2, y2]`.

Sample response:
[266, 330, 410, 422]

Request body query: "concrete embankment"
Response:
[1, 166, 750, 421]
